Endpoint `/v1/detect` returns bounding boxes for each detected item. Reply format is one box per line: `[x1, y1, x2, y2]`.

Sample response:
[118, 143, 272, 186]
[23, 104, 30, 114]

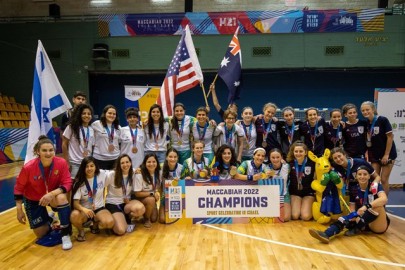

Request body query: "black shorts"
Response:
[94, 206, 106, 214]
[24, 198, 50, 229]
[94, 158, 116, 170]
[105, 203, 125, 214]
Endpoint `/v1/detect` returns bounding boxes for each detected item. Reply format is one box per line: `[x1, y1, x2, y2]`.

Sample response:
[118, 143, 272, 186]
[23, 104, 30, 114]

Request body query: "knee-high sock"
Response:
[57, 203, 71, 236]
[356, 208, 379, 230]
[325, 216, 347, 237]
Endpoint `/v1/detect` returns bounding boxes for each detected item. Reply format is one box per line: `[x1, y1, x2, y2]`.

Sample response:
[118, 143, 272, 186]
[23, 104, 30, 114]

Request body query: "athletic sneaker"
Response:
[344, 227, 360, 237]
[309, 229, 330, 244]
[144, 219, 152, 229]
[126, 224, 135, 233]
[61, 235, 73, 250]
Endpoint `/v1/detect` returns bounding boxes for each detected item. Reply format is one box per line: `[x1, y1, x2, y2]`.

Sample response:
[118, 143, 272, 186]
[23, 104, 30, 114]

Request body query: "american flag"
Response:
[157, 25, 203, 117]
[218, 26, 242, 104]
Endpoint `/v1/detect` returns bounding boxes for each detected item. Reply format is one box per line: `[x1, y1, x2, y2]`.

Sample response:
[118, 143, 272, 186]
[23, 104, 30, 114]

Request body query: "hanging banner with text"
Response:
[164, 179, 284, 225]
[99, 8, 384, 37]
[124, 85, 160, 123]
[374, 88, 405, 185]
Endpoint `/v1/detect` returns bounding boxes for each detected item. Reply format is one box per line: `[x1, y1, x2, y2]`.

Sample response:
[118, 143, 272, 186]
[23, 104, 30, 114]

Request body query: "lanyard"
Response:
[84, 175, 98, 203]
[358, 184, 370, 206]
[105, 125, 115, 144]
[130, 127, 138, 146]
[194, 158, 205, 172]
[39, 161, 54, 193]
[345, 158, 352, 184]
[121, 176, 130, 199]
[269, 163, 282, 177]
[294, 158, 307, 186]
[152, 125, 160, 143]
[177, 118, 185, 139]
[80, 126, 90, 149]
[367, 116, 377, 141]
[241, 122, 252, 142]
[197, 122, 208, 140]
[250, 160, 262, 175]
[286, 122, 295, 145]
[262, 119, 272, 137]
[224, 125, 235, 145]
[169, 163, 179, 178]
[308, 120, 319, 151]
[330, 122, 341, 147]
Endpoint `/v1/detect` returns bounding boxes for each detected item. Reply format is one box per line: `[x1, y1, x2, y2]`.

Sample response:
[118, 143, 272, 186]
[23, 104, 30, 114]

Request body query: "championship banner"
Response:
[164, 179, 284, 225]
[124, 86, 160, 123]
[374, 88, 405, 185]
[99, 9, 384, 37]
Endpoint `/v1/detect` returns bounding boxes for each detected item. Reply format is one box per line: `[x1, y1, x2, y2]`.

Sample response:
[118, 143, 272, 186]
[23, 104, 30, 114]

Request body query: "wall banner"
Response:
[124, 85, 160, 123]
[99, 9, 384, 37]
[374, 88, 405, 185]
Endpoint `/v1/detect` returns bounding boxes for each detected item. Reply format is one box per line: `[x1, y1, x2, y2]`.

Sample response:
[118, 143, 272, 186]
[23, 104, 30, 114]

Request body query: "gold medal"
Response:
[132, 146, 138, 154]
[366, 141, 372, 147]
[171, 178, 179, 186]
[178, 140, 183, 146]
[108, 144, 114, 152]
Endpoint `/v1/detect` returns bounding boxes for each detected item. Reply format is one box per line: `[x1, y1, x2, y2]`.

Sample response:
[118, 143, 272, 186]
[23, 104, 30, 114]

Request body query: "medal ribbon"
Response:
[286, 122, 295, 145]
[224, 125, 235, 145]
[39, 161, 54, 193]
[130, 127, 138, 146]
[262, 119, 272, 142]
[177, 118, 185, 141]
[197, 122, 208, 140]
[122, 176, 130, 199]
[85, 176, 98, 203]
[367, 116, 377, 143]
[80, 126, 90, 149]
[309, 120, 319, 151]
[105, 125, 115, 144]
[294, 158, 307, 189]
[250, 160, 263, 175]
[152, 125, 160, 145]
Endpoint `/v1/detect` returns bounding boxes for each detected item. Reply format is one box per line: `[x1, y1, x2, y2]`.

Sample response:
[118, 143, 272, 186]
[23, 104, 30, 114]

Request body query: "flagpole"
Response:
[200, 83, 209, 107]
[206, 74, 219, 98]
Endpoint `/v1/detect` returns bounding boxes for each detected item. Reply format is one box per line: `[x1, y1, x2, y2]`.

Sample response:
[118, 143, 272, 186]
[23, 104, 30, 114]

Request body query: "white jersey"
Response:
[120, 126, 145, 169]
[134, 171, 162, 192]
[144, 122, 169, 152]
[237, 122, 257, 158]
[214, 124, 244, 149]
[105, 170, 136, 205]
[63, 125, 95, 164]
[168, 116, 194, 151]
[191, 122, 216, 154]
[91, 120, 121, 160]
[73, 169, 109, 210]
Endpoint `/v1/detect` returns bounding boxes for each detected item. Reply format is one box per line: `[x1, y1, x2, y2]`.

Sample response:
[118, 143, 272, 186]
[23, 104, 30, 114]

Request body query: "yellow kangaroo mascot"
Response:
[308, 149, 344, 224]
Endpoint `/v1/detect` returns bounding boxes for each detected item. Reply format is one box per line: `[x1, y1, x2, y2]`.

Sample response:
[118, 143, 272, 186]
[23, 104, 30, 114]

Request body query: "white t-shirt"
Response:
[169, 116, 194, 151]
[191, 122, 216, 154]
[91, 120, 121, 160]
[134, 172, 162, 192]
[105, 170, 136, 205]
[144, 122, 169, 152]
[237, 122, 257, 158]
[214, 124, 244, 149]
[63, 125, 95, 164]
[120, 126, 145, 169]
[73, 169, 109, 210]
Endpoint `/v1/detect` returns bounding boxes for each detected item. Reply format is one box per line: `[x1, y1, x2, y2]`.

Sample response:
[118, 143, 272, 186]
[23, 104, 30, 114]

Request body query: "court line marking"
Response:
[0, 206, 16, 215]
[388, 212, 405, 222]
[387, 205, 405, 208]
[203, 224, 405, 268]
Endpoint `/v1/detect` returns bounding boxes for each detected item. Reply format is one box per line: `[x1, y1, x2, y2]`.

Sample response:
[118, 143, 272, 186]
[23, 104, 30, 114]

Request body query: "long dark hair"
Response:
[69, 103, 93, 143]
[162, 148, 179, 179]
[72, 156, 100, 198]
[140, 153, 161, 186]
[214, 145, 238, 172]
[100, 104, 120, 129]
[147, 104, 164, 139]
[113, 154, 134, 188]
[171, 103, 185, 133]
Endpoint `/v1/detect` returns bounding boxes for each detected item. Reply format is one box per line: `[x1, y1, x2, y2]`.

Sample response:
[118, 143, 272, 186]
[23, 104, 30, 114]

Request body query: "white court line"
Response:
[388, 213, 405, 222]
[0, 206, 16, 215]
[387, 205, 405, 208]
[203, 224, 405, 268]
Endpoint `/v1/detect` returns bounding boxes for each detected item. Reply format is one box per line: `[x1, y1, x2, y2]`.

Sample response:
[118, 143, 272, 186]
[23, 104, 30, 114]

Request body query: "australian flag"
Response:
[217, 26, 242, 104]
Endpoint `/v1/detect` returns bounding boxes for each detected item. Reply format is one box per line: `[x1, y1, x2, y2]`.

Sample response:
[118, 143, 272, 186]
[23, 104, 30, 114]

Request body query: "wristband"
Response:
[365, 203, 372, 209]
[150, 191, 155, 197]
[247, 175, 253, 181]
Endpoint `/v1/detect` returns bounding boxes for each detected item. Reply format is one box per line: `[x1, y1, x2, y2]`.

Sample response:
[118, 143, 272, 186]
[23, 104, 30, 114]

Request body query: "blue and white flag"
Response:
[25, 40, 72, 163]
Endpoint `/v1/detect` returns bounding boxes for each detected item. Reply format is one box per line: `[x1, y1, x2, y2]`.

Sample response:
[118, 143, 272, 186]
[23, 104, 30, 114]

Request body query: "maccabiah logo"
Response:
[127, 90, 142, 97]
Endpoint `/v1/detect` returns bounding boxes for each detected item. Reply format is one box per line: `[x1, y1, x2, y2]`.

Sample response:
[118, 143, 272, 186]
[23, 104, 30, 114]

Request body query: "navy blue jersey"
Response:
[342, 119, 367, 158]
[277, 119, 303, 157]
[288, 159, 315, 197]
[324, 121, 344, 150]
[350, 181, 384, 210]
[255, 118, 281, 153]
[333, 158, 375, 195]
[366, 116, 397, 162]
[299, 118, 326, 157]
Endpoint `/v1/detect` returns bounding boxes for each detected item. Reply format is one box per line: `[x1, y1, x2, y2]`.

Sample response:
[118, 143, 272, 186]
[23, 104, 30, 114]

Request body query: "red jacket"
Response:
[14, 156, 72, 201]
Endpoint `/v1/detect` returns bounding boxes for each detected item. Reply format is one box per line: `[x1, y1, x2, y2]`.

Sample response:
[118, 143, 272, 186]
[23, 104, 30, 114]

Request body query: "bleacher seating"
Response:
[2, 96, 10, 103]
[11, 121, 19, 128]
[18, 121, 26, 128]
[9, 96, 16, 103]
[0, 120, 4, 128]
[0, 95, 31, 128]
[23, 105, 30, 112]
[0, 103, 5, 111]
[1, 111, 9, 120]
[8, 112, 16, 120]
[5, 103, 12, 111]
[3, 120, 12, 128]
[11, 103, 19, 111]
[14, 112, 22, 120]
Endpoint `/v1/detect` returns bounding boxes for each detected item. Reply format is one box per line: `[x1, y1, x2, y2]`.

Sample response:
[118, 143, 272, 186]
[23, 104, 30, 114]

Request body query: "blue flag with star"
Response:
[217, 27, 242, 104]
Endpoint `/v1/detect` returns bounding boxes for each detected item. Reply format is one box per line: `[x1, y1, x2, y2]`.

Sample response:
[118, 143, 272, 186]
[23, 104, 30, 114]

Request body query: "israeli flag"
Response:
[25, 40, 72, 163]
